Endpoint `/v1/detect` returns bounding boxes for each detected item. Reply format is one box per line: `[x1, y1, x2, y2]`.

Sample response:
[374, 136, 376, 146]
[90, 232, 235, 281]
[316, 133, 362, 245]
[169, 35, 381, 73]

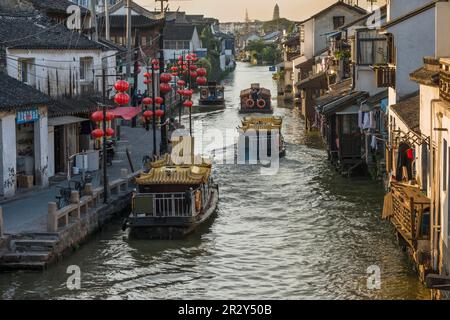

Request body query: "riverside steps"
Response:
[0, 169, 140, 271]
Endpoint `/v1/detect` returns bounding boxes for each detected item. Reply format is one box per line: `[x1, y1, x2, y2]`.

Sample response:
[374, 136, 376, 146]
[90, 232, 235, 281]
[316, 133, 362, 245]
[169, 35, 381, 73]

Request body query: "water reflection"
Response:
[0, 62, 429, 300]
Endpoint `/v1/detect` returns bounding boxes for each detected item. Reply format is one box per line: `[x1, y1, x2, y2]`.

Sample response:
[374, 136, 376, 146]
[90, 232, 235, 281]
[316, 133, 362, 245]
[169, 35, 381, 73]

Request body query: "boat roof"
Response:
[239, 116, 283, 132]
[240, 87, 271, 97]
[135, 165, 211, 185]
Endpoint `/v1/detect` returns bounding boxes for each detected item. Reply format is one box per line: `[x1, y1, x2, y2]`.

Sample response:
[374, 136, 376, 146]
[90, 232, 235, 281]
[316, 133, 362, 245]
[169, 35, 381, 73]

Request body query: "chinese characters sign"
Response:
[16, 108, 39, 124]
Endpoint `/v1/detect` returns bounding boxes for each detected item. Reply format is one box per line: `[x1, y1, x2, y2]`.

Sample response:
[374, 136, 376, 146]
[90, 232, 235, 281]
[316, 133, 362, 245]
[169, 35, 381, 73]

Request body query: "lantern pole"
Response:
[188, 54, 192, 137]
[102, 67, 108, 204]
[151, 62, 157, 158]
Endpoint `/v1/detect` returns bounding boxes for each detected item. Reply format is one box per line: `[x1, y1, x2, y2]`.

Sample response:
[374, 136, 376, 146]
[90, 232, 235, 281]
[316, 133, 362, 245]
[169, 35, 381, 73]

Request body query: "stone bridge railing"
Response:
[47, 169, 141, 233]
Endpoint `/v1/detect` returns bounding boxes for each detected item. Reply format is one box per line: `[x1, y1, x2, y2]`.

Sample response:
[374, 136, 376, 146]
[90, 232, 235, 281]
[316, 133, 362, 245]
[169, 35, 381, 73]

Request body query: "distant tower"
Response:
[245, 9, 250, 23]
[273, 4, 280, 20]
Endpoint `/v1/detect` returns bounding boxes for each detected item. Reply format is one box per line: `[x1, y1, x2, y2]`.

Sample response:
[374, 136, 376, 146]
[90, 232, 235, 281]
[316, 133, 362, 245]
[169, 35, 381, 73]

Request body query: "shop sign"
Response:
[17, 108, 39, 124]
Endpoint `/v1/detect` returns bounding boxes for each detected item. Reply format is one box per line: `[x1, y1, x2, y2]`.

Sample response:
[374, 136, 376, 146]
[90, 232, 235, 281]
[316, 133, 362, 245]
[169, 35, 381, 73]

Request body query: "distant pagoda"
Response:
[273, 3, 280, 21]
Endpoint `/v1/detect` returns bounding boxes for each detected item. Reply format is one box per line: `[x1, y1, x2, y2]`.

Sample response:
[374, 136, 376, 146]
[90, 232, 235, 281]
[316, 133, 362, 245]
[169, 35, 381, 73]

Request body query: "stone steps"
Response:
[1, 251, 52, 263]
[0, 261, 47, 271]
[11, 239, 58, 252]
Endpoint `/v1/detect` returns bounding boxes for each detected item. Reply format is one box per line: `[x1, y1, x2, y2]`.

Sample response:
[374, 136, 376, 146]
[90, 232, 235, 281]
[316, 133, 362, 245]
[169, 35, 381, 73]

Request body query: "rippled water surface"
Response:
[0, 63, 429, 300]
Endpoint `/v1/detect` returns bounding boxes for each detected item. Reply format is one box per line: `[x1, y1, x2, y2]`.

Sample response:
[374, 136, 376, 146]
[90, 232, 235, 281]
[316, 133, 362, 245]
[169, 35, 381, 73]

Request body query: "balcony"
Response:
[374, 65, 396, 88]
[286, 51, 301, 61]
[440, 59, 450, 103]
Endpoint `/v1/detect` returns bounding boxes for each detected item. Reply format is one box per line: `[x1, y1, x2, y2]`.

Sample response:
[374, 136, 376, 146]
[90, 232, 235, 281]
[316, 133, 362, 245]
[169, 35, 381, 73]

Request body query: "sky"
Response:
[134, 0, 374, 22]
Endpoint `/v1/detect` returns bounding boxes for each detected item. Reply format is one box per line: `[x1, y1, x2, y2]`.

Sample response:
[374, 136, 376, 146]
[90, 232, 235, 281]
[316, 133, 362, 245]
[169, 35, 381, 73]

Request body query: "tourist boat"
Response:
[123, 154, 219, 239]
[192, 82, 226, 113]
[237, 116, 286, 159]
[239, 83, 273, 114]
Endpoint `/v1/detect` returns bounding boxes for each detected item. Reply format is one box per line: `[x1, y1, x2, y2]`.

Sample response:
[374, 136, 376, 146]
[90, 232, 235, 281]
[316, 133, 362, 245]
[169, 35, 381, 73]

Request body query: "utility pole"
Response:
[90, 0, 98, 42]
[151, 63, 157, 158]
[126, 0, 132, 82]
[159, 14, 168, 154]
[132, 29, 140, 128]
[105, 0, 110, 41]
[102, 68, 108, 204]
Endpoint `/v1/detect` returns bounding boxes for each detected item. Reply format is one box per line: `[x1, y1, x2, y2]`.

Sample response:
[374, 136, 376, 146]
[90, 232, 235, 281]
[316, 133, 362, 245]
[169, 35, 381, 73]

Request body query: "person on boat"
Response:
[251, 88, 259, 104]
[184, 188, 193, 214]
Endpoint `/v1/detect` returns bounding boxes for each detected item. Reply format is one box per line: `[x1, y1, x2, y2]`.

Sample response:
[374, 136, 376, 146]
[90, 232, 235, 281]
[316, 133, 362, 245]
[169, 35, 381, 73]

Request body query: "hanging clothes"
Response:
[370, 111, 376, 129]
[358, 110, 363, 129]
[395, 142, 413, 181]
[371, 135, 377, 151]
[362, 112, 371, 130]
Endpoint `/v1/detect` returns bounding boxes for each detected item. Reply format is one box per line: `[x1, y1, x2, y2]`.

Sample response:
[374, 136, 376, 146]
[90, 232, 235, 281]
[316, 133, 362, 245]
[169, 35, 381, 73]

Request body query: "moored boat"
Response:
[239, 83, 273, 114]
[193, 82, 226, 113]
[123, 154, 219, 239]
[238, 116, 286, 159]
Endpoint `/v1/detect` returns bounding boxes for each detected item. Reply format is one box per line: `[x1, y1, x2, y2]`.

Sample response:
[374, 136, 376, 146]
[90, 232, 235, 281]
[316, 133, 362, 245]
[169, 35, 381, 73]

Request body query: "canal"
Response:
[0, 62, 429, 300]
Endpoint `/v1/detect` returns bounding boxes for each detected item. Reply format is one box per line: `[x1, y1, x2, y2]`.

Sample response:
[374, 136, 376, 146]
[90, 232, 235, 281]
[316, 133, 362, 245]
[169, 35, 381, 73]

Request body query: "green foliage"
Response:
[334, 50, 351, 60]
[246, 40, 281, 65]
[262, 18, 294, 34]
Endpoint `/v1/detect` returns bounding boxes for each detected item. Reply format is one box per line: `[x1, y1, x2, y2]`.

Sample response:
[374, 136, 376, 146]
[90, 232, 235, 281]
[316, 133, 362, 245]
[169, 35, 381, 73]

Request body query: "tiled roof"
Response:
[0, 13, 104, 50]
[300, 1, 366, 24]
[0, 72, 53, 110]
[163, 24, 196, 41]
[390, 95, 421, 133]
[297, 71, 328, 89]
[410, 57, 440, 87]
[28, 0, 89, 14]
[98, 15, 163, 28]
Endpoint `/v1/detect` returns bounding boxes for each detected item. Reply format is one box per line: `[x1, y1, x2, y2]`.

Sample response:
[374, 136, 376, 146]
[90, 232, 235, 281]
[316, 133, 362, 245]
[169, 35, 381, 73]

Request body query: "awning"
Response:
[48, 116, 88, 126]
[110, 106, 142, 120]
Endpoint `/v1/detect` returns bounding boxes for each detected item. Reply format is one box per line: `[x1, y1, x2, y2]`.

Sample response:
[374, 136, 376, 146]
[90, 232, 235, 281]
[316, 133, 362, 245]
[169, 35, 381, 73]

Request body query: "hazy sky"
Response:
[135, 0, 373, 22]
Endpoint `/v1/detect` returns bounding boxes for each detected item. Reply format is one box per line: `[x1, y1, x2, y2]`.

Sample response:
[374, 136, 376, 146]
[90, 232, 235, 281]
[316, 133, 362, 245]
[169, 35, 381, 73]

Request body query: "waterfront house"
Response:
[0, 73, 53, 198]
[0, 12, 118, 180]
[162, 24, 202, 64]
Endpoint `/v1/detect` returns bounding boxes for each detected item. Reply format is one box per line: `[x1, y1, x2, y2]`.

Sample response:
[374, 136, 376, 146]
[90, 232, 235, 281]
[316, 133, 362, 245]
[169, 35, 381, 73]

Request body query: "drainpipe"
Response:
[351, 62, 356, 91]
[430, 99, 442, 273]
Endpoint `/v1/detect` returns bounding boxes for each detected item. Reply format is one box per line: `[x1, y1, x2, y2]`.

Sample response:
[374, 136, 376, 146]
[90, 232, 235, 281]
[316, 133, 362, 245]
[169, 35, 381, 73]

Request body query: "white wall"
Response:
[355, 66, 385, 96]
[0, 113, 17, 198]
[388, 8, 435, 103]
[34, 106, 49, 187]
[387, 0, 431, 21]
[435, 2, 450, 58]
[302, 19, 314, 59]
[6, 49, 117, 97]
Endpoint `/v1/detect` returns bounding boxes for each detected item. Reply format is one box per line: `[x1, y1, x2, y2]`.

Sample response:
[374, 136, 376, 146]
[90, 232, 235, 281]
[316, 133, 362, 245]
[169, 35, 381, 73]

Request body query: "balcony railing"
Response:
[440, 60, 450, 103]
[374, 65, 396, 88]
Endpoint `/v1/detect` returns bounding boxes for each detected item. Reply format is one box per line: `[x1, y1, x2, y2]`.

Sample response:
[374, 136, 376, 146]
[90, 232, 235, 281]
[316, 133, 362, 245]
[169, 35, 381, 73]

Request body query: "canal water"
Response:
[0, 63, 429, 300]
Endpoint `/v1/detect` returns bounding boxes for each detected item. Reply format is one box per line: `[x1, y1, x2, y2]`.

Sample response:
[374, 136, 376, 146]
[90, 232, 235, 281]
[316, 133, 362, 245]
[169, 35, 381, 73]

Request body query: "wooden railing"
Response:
[374, 65, 396, 88]
[47, 169, 140, 233]
[387, 182, 431, 249]
[133, 192, 194, 218]
[440, 60, 450, 103]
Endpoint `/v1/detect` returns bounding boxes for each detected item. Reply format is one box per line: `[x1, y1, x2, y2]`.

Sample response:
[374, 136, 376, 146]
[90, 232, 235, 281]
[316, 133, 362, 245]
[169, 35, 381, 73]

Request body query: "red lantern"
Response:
[197, 68, 207, 77]
[160, 83, 172, 94]
[183, 100, 193, 108]
[191, 53, 198, 61]
[143, 79, 152, 85]
[155, 97, 164, 105]
[114, 92, 130, 105]
[91, 111, 104, 122]
[143, 110, 154, 118]
[176, 89, 184, 95]
[153, 65, 160, 70]
[91, 129, 104, 139]
[170, 66, 178, 72]
[143, 72, 151, 78]
[190, 64, 198, 71]
[142, 97, 153, 105]
[183, 89, 193, 97]
[105, 112, 114, 121]
[171, 72, 178, 77]
[177, 80, 186, 87]
[105, 127, 115, 137]
[151, 59, 159, 66]
[114, 80, 130, 92]
[196, 76, 207, 86]
[155, 109, 165, 117]
[177, 60, 184, 66]
[160, 73, 172, 83]
[178, 55, 183, 61]
[186, 54, 192, 61]
[190, 71, 198, 78]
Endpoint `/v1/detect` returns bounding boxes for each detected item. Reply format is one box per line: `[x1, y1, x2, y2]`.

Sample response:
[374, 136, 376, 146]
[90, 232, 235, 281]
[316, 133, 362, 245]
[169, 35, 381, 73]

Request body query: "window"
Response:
[357, 31, 388, 65]
[18, 58, 35, 86]
[80, 57, 93, 81]
[333, 16, 345, 29]
[387, 34, 396, 64]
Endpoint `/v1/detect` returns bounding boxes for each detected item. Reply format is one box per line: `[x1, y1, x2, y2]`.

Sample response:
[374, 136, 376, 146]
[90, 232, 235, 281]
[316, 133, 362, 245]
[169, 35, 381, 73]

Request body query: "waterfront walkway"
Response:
[1, 126, 161, 234]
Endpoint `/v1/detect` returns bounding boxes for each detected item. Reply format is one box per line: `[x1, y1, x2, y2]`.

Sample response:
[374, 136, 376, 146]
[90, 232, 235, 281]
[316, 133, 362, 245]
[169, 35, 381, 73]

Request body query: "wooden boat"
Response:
[238, 116, 286, 158]
[239, 83, 273, 114]
[123, 154, 219, 239]
[195, 81, 225, 110]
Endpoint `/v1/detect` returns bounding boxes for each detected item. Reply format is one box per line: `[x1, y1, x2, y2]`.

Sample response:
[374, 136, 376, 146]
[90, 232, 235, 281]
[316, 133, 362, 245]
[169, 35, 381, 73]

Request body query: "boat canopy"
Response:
[239, 116, 283, 132]
[136, 164, 211, 185]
